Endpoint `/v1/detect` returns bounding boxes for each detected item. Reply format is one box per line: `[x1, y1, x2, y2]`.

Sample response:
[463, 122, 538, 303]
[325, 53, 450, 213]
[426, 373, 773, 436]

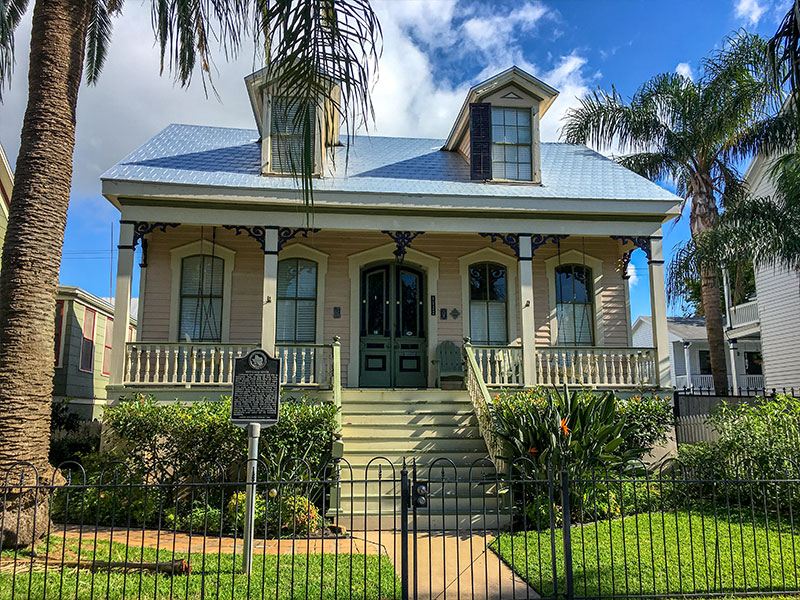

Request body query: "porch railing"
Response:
[123, 342, 337, 388]
[470, 345, 524, 387]
[728, 299, 759, 329]
[535, 346, 657, 387]
[462, 341, 506, 469]
[675, 373, 765, 392]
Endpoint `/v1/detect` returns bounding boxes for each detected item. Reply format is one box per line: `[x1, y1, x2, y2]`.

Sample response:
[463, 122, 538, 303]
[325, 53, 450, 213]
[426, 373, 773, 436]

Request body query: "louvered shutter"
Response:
[469, 102, 492, 180]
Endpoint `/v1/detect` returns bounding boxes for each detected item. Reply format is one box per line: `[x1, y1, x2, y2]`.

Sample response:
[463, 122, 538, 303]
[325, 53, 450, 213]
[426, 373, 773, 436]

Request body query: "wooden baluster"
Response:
[600, 350, 608, 385]
[632, 352, 640, 385]
[127, 345, 135, 383]
[298, 347, 307, 384]
[153, 347, 161, 383]
[180, 347, 188, 384]
[190, 348, 198, 384]
[198, 349, 205, 384]
[141, 347, 151, 383]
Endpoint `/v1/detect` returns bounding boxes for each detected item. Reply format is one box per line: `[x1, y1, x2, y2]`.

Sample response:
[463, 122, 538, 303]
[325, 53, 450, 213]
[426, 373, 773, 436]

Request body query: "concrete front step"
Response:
[342, 412, 478, 426]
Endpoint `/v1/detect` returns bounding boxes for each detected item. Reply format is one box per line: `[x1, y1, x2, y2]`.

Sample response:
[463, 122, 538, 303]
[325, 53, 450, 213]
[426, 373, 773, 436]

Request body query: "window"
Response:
[179, 254, 224, 342]
[469, 262, 507, 344]
[271, 96, 315, 174]
[54, 300, 64, 366]
[491, 107, 532, 181]
[745, 351, 763, 375]
[698, 350, 712, 375]
[80, 307, 96, 373]
[277, 258, 317, 343]
[102, 318, 113, 376]
[555, 264, 594, 346]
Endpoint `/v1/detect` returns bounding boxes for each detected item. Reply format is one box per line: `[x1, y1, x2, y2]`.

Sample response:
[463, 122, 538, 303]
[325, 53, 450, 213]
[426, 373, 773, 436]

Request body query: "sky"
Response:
[0, 0, 789, 322]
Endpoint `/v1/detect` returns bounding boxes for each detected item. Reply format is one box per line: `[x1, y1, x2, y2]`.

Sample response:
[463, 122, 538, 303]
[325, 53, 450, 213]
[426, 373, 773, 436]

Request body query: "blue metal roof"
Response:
[101, 123, 679, 202]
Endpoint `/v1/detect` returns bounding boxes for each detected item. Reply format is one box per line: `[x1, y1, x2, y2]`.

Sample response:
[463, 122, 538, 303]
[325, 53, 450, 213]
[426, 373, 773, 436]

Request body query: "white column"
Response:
[648, 235, 671, 388]
[518, 235, 536, 387]
[110, 222, 135, 385]
[683, 342, 692, 390]
[728, 340, 739, 394]
[261, 228, 279, 355]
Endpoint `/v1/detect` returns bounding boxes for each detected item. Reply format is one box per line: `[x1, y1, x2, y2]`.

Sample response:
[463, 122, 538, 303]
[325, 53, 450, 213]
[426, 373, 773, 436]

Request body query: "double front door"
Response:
[359, 263, 427, 387]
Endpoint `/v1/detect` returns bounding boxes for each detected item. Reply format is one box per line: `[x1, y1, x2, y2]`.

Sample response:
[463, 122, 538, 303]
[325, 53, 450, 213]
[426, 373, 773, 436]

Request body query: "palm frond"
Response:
[615, 151, 678, 183]
[768, 0, 800, 90]
[0, 0, 30, 99]
[85, 0, 123, 85]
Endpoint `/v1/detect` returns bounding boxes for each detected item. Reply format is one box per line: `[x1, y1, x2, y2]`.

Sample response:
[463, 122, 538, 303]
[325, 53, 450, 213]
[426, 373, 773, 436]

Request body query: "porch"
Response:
[107, 224, 671, 400]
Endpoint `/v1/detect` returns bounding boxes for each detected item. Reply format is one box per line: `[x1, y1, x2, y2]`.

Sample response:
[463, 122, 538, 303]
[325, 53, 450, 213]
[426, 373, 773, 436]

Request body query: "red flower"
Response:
[560, 419, 570, 436]
[528, 447, 538, 454]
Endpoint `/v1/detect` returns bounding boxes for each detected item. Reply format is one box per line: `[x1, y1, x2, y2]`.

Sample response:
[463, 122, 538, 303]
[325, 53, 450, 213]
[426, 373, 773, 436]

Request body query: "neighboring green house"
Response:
[54, 286, 137, 419]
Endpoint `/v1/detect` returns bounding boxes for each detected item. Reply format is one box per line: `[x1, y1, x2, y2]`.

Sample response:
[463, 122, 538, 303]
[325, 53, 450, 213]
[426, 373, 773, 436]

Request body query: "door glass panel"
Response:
[365, 269, 386, 336]
[399, 270, 420, 337]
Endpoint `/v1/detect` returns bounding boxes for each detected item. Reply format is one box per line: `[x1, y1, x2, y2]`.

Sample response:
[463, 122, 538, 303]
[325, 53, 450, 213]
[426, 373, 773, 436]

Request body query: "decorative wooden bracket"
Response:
[382, 231, 424, 262]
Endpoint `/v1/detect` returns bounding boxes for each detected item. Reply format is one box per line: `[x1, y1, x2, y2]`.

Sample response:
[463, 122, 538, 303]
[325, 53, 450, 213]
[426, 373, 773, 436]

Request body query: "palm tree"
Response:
[0, 0, 379, 504]
[769, 0, 800, 91]
[562, 32, 794, 394]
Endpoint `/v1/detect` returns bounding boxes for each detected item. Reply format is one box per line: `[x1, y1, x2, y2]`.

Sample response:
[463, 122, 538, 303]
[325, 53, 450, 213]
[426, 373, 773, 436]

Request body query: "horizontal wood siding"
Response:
[750, 159, 800, 391]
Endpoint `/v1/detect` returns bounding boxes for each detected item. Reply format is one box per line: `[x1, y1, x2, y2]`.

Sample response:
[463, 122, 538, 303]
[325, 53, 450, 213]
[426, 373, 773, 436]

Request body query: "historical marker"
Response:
[231, 349, 281, 426]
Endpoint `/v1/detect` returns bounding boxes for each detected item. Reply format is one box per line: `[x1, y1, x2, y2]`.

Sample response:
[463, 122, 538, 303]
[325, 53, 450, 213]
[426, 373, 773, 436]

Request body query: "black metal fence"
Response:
[1, 457, 799, 600]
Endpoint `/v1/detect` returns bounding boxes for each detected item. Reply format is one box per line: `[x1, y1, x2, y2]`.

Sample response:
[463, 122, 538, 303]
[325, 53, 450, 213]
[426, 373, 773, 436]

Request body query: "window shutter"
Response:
[469, 102, 492, 180]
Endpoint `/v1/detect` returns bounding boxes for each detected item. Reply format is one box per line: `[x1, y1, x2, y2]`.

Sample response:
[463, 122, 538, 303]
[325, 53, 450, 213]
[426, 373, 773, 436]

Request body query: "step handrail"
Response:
[463, 339, 507, 472]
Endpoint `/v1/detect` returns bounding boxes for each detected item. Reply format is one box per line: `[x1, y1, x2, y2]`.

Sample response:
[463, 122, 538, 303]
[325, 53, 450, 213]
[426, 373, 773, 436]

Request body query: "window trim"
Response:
[467, 261, 510, 345]
[79, 306, 96, 373]
[278, 244, 328, 345]
[54, 300, 66, 368]
[264, 93, 324, 177]
[545, 249, 604, 346]
[102, 317, 113, 376]
[169, 240, 236, 343]
[458, 248, 518, 344]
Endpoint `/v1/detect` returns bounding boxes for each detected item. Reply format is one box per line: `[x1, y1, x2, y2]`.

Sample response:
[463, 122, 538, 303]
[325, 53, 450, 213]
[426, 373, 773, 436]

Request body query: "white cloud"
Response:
[675, 62, 693, 81]
[628, 264, 639, 288]
[734, 0, 767, 25]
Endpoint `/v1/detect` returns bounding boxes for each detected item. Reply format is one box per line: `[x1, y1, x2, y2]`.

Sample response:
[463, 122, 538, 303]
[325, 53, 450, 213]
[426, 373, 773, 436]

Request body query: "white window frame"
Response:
[169, 240, 236, 343]
[263, 92, 324, 176]
[277, 244, 328, 345]
[102, 316, 113, 377]
[545, 249, 605, 346]
[458, 247, 519, 344]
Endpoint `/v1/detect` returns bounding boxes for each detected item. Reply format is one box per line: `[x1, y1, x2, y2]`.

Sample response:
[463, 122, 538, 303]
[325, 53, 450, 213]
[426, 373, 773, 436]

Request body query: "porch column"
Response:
[518, 235, 536, 387]
[261, 228, 279, 355]
[683, 342, 693, 390]
[110, 222, 135, 385]
[648, 236, 671, 387]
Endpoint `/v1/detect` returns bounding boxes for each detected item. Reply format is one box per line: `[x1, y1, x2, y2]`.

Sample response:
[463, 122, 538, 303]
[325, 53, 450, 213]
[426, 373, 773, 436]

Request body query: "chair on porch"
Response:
[433, 340, 465, 388]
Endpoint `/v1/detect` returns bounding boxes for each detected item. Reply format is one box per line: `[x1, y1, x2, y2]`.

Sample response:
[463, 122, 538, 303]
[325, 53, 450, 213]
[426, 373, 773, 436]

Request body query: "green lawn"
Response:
[491, 509, 800, 598]
[0, 537, 400, 600]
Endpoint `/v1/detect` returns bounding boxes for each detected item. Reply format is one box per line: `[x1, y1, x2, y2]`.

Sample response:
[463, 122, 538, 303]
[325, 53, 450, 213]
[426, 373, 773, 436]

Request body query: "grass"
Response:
[491, 509, 800, 598]
[0, 537, 400, 599]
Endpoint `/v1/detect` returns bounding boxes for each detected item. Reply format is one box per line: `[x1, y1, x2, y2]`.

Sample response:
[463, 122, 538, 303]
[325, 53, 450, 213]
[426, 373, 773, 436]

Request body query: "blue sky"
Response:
[0, 0, 787, 319]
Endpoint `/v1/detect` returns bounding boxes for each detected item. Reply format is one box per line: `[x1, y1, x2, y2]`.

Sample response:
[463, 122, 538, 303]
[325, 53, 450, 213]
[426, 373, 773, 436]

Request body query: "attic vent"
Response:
[469, 103, 492, 180]
[501, 91, 523, 99]
[271, 97, 315, 174]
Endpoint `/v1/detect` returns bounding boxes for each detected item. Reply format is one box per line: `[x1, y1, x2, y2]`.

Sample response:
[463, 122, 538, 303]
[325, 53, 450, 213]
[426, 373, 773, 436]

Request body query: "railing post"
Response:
[332, 336, 342, 431]
[561, 468, 575, 600]
[400, 462, 410, 600]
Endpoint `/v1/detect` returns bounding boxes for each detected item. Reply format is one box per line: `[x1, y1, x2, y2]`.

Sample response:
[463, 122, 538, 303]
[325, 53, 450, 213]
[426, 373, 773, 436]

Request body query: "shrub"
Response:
[226, 491, 267, 533]
[103, 393, 338, 477]
[165, 501, 223, 534]
[50, 398, 100, 465]
[269, 494, 322, 535]
[615, 394, 672, 456]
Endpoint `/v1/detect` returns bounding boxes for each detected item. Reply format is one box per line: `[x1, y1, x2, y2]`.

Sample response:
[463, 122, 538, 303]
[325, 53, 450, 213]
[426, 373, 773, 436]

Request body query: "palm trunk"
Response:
[0, 0, 89, 480]
[690, 174, 729, 394]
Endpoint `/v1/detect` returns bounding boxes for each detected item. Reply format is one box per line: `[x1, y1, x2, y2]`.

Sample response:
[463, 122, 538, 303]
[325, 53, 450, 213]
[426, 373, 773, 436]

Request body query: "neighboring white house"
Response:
[743, 149, 800, 392]
[632, 316, 764, 392]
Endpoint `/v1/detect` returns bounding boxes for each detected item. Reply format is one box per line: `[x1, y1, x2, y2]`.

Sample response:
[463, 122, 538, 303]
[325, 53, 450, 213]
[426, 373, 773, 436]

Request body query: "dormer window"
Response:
[491, 107, 532, 181]
[271, 96, 315, 174]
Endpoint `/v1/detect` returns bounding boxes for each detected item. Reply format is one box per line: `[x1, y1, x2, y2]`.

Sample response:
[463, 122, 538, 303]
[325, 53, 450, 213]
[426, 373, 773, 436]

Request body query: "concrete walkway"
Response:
[366, 531, 537, 600]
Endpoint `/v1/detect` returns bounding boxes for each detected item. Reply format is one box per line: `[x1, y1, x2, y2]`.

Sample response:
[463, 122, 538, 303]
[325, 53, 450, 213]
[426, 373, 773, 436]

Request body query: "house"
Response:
[741, 149, 800, 392]
[100, 66, 681, 486]
[54, 286, 137, 419]
[632, 316, 764, 393]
